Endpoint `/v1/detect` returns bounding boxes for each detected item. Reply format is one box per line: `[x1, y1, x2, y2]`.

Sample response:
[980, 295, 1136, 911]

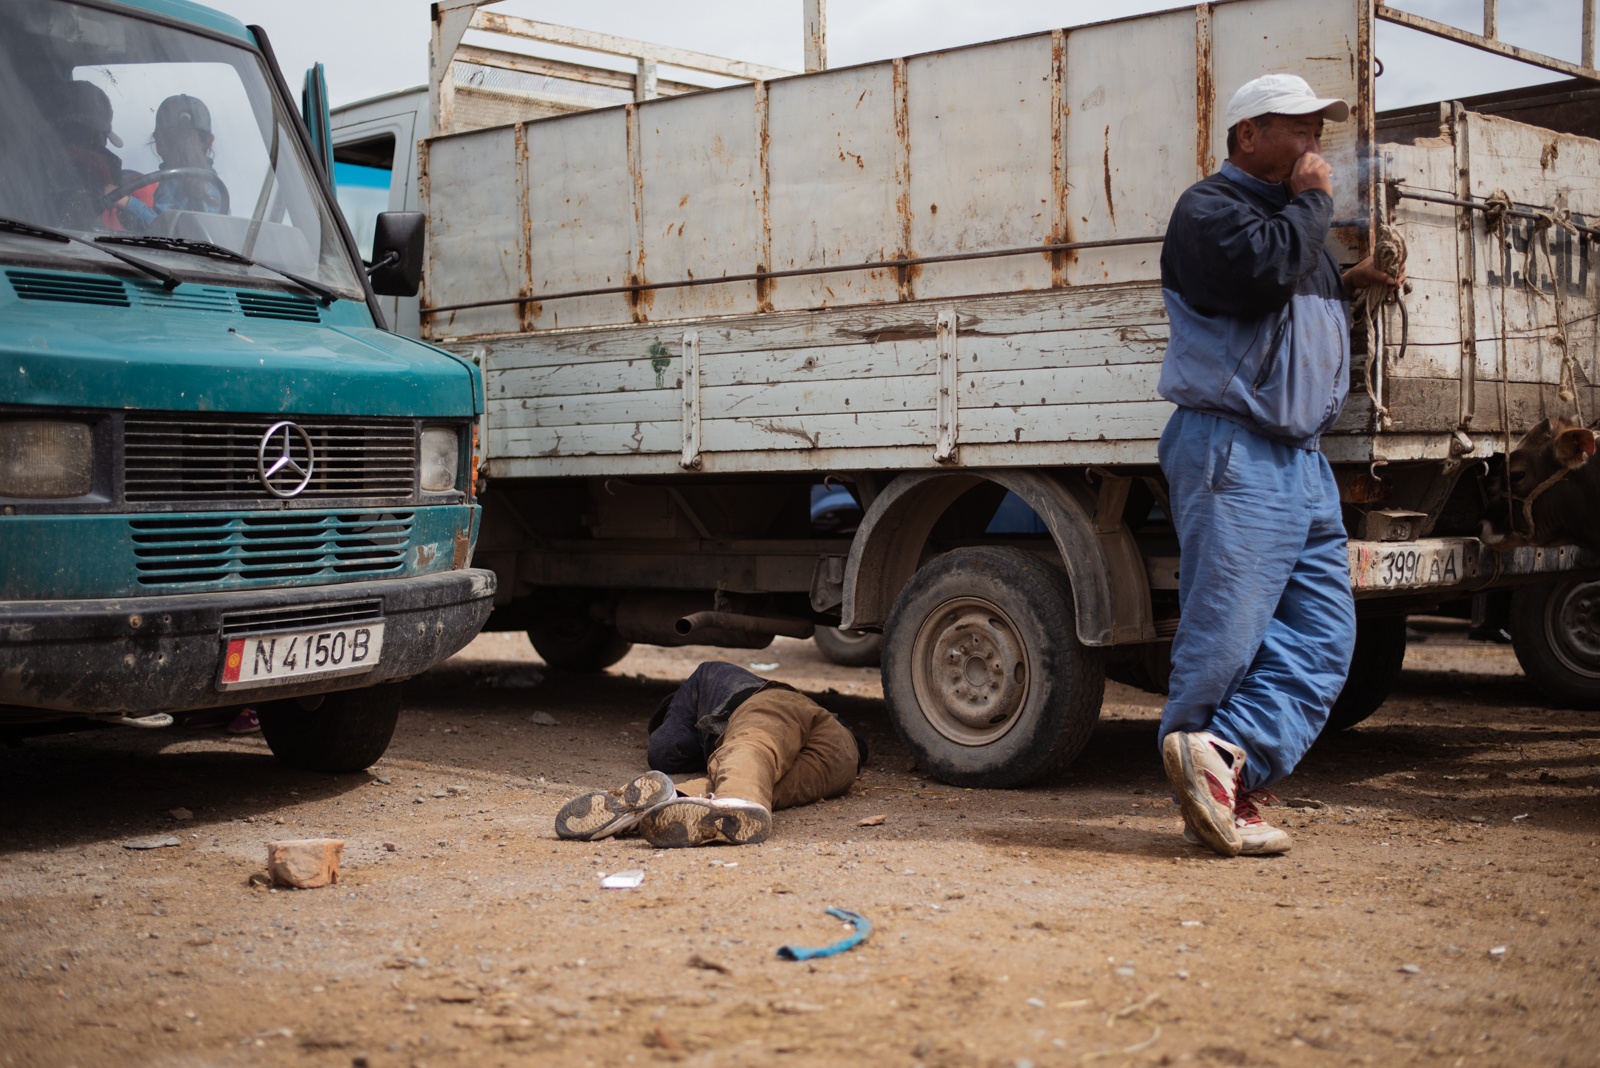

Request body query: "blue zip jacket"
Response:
[1157, 161, 1351, 450]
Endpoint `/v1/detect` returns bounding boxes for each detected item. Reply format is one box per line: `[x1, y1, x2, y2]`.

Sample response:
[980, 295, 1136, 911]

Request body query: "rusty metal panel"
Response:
[635, 87, 761, 321]
[422, 127, 524, 339]
[1377, 138, 1464, 385]
[1464, 112, 1600, 422]
[905, 35, 1057, 301]
[1209, 0, 1364, 226]
[523, 107, 633, 330]
[1062, 9, 1198, 286]
[765, 63, 901, 311]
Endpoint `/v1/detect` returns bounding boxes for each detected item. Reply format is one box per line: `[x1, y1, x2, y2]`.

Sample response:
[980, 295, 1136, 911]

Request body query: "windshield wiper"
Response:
[0, 216, 180, 289]
[97, 234, 340, 306]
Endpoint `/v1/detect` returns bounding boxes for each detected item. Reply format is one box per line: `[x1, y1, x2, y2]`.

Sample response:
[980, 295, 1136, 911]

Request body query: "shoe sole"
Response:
[641, 799, 771, 848]
[1163, 734, 1242, 857]
[1183, 823, 1291, 856]
[555, 771, 676, 841]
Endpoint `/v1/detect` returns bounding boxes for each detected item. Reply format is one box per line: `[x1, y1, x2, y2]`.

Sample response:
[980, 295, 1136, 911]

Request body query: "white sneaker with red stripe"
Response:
[1162, 730, 1245, 857]
[1183, 790, 1292, 855]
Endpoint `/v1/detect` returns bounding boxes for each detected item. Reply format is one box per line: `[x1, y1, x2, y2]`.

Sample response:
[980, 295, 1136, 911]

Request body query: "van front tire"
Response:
[257, 685, 403, 772]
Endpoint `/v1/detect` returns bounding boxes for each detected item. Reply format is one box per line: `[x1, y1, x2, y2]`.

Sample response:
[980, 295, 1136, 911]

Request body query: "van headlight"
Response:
[419, 425, 460, 493]
[0, 420, 93, 498]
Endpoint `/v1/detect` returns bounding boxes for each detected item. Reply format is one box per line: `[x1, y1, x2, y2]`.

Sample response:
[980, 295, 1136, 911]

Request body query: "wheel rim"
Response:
[1546, 579, 1600, 680]
[909, 596, 1030, 746]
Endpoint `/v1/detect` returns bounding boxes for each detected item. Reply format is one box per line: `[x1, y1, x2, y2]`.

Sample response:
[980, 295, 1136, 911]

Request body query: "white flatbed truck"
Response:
[339, 0, 1600, 785]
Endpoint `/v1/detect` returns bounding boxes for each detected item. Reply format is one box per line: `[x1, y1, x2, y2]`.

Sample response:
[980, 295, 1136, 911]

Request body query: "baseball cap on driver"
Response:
[155, 94, 212, 135]
[1224, 73, 1349, 130]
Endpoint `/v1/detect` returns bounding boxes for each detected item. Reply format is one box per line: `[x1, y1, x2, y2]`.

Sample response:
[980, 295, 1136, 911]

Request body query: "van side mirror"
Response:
[368, 211, 424, 297]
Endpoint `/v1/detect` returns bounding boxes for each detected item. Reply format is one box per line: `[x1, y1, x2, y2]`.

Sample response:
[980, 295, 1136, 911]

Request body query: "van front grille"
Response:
[131, 511, 413, 588]
[124, 414, 416, 504]
[219, 599, 385, 638]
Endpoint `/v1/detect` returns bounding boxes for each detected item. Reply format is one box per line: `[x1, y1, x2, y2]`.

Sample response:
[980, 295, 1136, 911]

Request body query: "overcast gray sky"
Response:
[202, 0, 1585, 112]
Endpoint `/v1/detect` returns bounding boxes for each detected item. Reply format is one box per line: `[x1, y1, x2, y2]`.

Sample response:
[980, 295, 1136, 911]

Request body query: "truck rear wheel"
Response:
[527, 618, 632, 673]
[813, 626, 884, 667]
[257, 685, 402, 773]
[1322, 616, 1407, 732]
[882, 546, 1104, 788]
[1510, 578, 1600, 709]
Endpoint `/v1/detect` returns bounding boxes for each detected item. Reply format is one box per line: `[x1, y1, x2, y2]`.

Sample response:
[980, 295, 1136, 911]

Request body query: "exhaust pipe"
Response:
[613, 595, 815, 649]
[676, 611, 815, 641]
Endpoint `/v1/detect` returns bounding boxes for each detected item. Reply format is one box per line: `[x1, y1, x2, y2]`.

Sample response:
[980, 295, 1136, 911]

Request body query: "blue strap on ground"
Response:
[776, 907, 871, 961]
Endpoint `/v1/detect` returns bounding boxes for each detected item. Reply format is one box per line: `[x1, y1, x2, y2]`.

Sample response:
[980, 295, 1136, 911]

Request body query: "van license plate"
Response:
[218, 623, 385, 689]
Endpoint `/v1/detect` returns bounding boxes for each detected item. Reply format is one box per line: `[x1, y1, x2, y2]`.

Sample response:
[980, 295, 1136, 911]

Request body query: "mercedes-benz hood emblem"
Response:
[257, 421, 315, 498]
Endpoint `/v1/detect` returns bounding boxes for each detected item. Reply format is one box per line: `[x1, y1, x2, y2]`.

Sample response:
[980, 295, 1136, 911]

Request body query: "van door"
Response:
[332, 101, 422, 336]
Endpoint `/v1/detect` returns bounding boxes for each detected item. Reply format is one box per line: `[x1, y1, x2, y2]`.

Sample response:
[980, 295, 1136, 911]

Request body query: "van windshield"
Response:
[0, 0, 364, 301]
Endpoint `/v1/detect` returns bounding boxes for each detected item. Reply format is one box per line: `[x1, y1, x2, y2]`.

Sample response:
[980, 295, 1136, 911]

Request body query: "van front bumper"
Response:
[0, 570, 495, 717]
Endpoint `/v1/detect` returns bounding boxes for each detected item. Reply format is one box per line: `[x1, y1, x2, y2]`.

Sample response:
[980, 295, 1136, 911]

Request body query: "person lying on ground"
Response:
[554, 661, 867, 848]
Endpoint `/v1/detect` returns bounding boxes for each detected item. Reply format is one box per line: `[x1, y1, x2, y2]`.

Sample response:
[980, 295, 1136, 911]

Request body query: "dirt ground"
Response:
[2, 625, 1597, 1068]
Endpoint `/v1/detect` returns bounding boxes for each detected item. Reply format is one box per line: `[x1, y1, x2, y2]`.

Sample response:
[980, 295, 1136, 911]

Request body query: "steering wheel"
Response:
[99, 168, 231, 214]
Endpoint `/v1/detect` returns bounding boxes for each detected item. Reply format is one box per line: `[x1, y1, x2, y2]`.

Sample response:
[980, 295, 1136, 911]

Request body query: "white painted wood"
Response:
[482, 437, 1164, 482]
[960, 363, 1163, 411]
[469, 284, 1168, 370]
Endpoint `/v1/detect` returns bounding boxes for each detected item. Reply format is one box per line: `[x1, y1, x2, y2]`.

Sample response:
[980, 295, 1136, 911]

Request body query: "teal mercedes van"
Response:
[0, 0, 495, 770]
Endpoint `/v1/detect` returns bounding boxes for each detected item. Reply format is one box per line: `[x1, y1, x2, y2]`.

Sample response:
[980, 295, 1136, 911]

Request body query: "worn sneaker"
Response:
[639, 796, 772, 848]
[554, 770, 677, 841]
[1162, 730, 1245, 857]
[1182, 791, 1292, 855]
[1231, 791, 1292, 854]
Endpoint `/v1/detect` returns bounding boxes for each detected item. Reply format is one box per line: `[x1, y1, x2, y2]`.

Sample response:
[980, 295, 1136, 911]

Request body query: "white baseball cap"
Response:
[1224, 73, 1350, 130]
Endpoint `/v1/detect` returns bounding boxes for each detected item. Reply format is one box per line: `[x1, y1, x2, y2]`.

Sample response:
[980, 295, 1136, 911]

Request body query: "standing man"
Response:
[1157, 74, 1399, 857]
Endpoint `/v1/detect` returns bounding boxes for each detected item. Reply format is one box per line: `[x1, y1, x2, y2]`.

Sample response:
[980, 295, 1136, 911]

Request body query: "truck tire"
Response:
[1105, 641, 1172, 696]
[813, 626, 884, 667]
[257, 685, 403, 772]
[1322, 615, 1407, 732]
[1510, 578, 1600, 709]
[527, 618, 632, 673]
[882, 546, 1104, 788]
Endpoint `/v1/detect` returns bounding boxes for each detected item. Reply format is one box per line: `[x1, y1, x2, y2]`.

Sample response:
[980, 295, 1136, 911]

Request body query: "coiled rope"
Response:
[1354, 221, 1408, 430]
[1482, 189, 1587, 547]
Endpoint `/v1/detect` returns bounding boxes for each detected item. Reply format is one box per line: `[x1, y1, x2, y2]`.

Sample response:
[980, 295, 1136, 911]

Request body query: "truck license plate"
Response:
[1347, 541, 1465, 592]
[218, 623, 385, 689]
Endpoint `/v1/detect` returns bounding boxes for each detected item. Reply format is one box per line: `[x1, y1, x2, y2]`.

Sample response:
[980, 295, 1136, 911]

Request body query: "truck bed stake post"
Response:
[804, 0, 827, 73]
[1586, 0, 1597, 70]
[680, 330, 702, 469]
[635, 57, 658, 101]
[934, 309, 959, 463]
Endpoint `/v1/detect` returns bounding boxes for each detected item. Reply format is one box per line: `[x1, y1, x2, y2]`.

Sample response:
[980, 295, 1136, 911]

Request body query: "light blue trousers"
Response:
[1157, 408, 1356, 792]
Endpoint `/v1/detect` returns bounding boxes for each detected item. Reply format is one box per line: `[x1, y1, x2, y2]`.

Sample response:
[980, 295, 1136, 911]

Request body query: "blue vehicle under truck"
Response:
[0, 0, 495, 770]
